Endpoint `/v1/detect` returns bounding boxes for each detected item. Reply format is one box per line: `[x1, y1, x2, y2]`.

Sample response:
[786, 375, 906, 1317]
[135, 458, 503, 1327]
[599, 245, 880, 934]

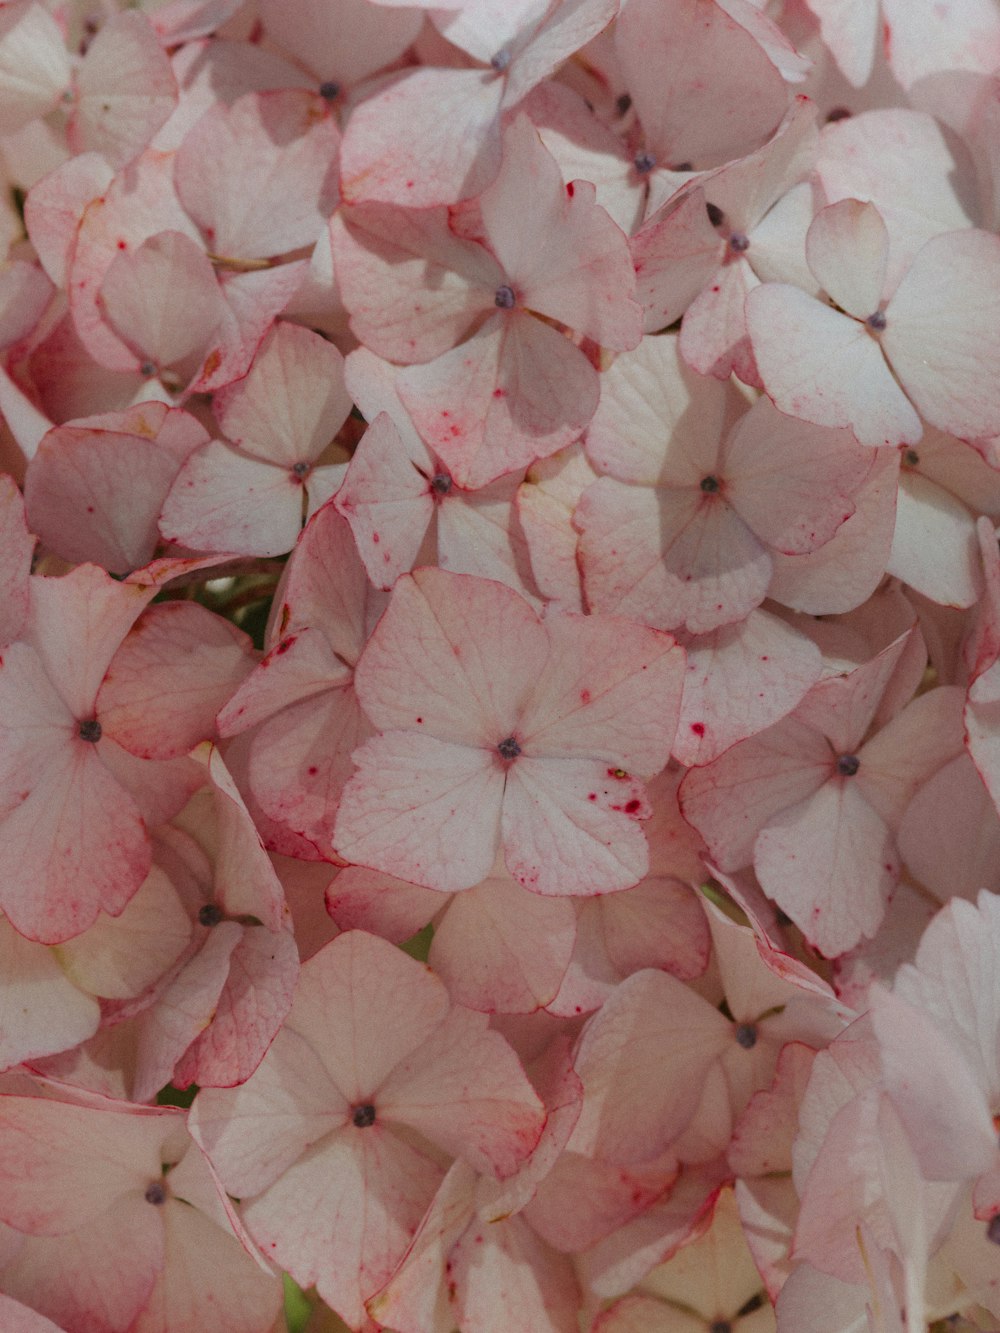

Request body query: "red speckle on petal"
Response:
[566, 182, 575, 196]
[275, 635, 296, 656]
[588, 792, 597, 801]
[416, 717, 423, 723]
[711, 285, 720, 292]
[492, 388, 505, 398]
[116, 239, 127, 250]
[307, 765, 318, 775]
[86, 505, 95, 514]
[441, 410, 450, 418]
[690, 722, 705, 735]
[372, 532, 380, 543]
[580, 689, 591, 703]
[624, 799, 641, 813]
[406, 180, 414, 188]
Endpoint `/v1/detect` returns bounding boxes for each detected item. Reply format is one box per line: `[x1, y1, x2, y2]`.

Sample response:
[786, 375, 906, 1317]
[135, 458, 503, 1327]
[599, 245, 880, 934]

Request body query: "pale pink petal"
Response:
[882, 229, 1000, 440]
[380, 1005, 545, 1176]
[133, 1192, 283, 1333]
[334, 415, 434, 588]
[70, 11, 177, 169]
[189, 1025, 347, 1198]
[25, 151, 115, 288]
[451, 1212, 581, 1333]
[520, 611, 684, 774]
[767, 450, 899, 614]
[480, 116, 642, 349]
[160, 441, 306, 556]
[0, 917, 100, 1070]
[805, 199, 889, 320]
[674, 610, 823, 767]
[430, 875, 575, 1013]
[881, 0, 1000, 89]
[0, 645, 151, 943]
[502, 756, 652, 896]
[631, 188, 725, 334]
[499, 0, 621, 106]
[677, 257, 759, 383]
[616, 0, 789, 170]
[340, 67, 504, 207]
[0, 5, 71, 136]
[747, 282, 922, 447]
[243, 1127, 442, 1328]
[327, 865, 442, 943]
[259, 0, 421, 86]
[24, 404, 209, 575]
[584, 332, 729, 486]
[0, 1294, 64, 1332]
[146, 0, 247, 44]
[175, 90, 340, 258]
[0, 260, 52, 349]
[516, 445, 595, 613]
[330, 202, 499, 364]
[97, 230, 227, 373]
[354, 567, 547, 745]
[754, 777, 897, 956]
[817, 109, 976, 290]
[214, 321, 352, 467]
[803, 0, 878, 86]
[399, 311, 599, 489]
[174, 925, 299, 1091]
[27, 562, 157, 718]
[98, 601, 253, 759]
[888, 468, 982, 607]
[723, 396, 873, 554]
[570, 969, 733, 1163]
[679, 715, 833, 870]
[855, 683, 965, 827]
[189, 260, 310, 395]
[248, 685, 371, 851]
[871, 984, 996, 1182]
[576, 478, 772, 633]
[898, 755, 1000, 903]
[334, 733, 506, 893]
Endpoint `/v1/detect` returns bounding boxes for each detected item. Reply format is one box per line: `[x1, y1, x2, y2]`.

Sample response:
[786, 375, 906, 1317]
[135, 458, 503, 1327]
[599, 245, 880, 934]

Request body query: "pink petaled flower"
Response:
[189, 930, 546, 1328]
[334, 566, 686, 896]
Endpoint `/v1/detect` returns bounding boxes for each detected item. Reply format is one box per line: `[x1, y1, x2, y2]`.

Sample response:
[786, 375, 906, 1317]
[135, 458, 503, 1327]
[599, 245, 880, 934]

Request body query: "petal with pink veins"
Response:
[175, 90, 340, 259]
[805, 199, 890, 321]
[0, 4, 71, 136]
[399, 310, 600, 489]
[0, 918, 100, 1071]
[334, 732, 507, 893]
[24, 404, 209, 575]
[259, 0, 422, 87]
[330, 202, 499, 364]
[674, 609, 823, 767]
[480, 116, 642, 350]
[501, 755, 652, 896]
[69, 11, 177, 170]
[97, 601, 254, 760]
[353, 567, 547, 745]
[747, 282, 922, 447]
[159, 441, 308, 557]
[340, 66, 504, 207]
[97, 230, 227, 375]
[753, 776, 897, 956]
[881, 228, 1000, 441]
[213, 321, 352, 468]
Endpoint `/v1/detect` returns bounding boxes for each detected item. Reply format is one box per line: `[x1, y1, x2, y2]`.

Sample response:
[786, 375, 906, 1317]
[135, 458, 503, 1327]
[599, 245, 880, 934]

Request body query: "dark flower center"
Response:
[497, 736, 522, 761]
[78, 719, 102, 743]
[430, 472, 452, 495]
[836, 754, 860, 777]
[633, 151, 656, 174]
[494, 285, 516, 309]
[904, 448, 920, 467]
[144, 1181, 167, 1205]
[734, 1023, 758, 1050]
[198, 904, 224, 927]
[700, 475, 721, 493]
[987, 1214, 1000, 1244]
[729, 231, 750, 253]
[866, 310, 887, 332]
[352, 1104, 376, 1128]
[710, 1322, 733, 1333]
[490, 47, 511, 72]
[291, 461, 311, 479]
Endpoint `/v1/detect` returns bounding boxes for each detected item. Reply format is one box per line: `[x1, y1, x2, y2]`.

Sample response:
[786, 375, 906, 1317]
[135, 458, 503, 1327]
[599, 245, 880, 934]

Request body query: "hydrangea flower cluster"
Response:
[1, 1, 1000, 1330]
